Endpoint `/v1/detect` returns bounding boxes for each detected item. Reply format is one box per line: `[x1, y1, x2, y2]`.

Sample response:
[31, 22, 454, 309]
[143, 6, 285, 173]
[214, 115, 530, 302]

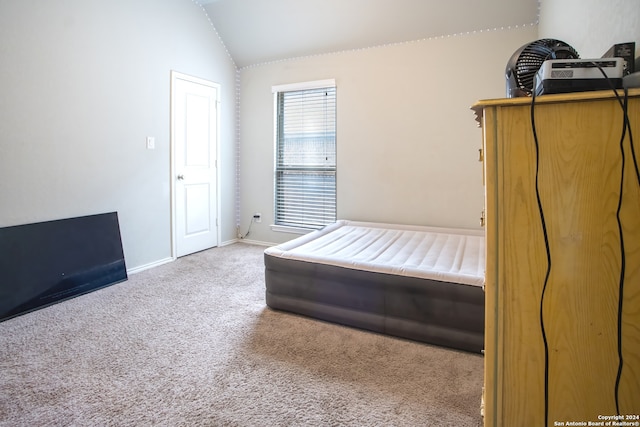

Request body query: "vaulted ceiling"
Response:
[196, 0, 540, 68]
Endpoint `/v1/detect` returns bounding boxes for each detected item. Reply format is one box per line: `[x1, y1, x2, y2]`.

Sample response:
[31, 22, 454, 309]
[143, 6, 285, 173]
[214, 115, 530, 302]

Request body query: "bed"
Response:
[263, 220, 485, 353]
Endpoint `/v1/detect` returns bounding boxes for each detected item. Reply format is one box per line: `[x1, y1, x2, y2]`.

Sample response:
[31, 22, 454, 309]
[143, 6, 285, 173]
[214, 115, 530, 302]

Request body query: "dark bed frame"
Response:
[264, 253, 485, 353]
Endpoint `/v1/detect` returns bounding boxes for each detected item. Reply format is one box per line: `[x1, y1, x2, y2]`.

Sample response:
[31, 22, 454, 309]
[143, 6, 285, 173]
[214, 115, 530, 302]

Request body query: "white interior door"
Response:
[171, 72, 219, 257]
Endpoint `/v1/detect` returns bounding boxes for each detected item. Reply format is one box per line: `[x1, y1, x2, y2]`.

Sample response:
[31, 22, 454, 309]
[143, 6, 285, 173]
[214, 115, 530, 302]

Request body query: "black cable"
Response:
[588, 62, 637, 415]
[623, 89, 640, 187]
[589, 70, 634, 183]
[530, 86, 552, 427]
[612, 86, 628, 417]
[590, 62, 633, 415]
[531, 63, 637, 422]
[240, 216, 255, 239]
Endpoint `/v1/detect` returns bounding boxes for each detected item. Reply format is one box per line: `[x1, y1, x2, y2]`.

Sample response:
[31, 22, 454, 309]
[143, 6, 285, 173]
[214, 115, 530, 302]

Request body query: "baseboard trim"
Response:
[127, 257, 174, 275]
[237, 238, 274, 247]
[127, 239, 271, 275]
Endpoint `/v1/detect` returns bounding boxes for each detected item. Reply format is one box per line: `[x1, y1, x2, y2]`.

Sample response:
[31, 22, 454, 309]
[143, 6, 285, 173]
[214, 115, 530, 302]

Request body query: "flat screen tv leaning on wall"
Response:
[0, 212, 127, 322]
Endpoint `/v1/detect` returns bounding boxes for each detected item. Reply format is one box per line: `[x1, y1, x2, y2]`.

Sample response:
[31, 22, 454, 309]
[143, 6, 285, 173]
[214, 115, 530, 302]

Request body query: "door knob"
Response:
[177, 174, 184, 180]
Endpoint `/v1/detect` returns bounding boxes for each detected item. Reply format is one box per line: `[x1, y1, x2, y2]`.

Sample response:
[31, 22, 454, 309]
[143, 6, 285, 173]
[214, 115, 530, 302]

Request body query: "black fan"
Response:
[506, 39, 580, 97]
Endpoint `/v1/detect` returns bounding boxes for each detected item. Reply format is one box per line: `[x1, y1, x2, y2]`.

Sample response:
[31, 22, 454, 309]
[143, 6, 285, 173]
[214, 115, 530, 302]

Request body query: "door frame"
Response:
[170, 70, 221, 259]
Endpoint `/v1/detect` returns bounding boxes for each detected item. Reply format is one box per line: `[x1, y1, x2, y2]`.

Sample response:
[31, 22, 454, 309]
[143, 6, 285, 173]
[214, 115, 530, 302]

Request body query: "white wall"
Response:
[5, 1, 633, 267]
[239, 26, 538, 245]
[539, 0, 640, 59]
[0, 0, 237, 270]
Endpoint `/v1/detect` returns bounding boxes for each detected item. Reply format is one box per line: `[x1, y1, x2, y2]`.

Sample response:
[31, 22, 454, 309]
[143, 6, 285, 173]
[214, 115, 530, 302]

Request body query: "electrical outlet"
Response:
[253, 213, 262, 223]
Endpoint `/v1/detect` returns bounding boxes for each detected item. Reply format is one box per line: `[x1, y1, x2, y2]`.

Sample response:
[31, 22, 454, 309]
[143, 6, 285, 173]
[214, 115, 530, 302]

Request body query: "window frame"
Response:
[271, 79, 337, 234]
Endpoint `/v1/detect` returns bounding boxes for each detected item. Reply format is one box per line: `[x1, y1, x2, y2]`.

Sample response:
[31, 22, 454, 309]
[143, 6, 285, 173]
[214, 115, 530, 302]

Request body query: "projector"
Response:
[534, 57, 624, 96]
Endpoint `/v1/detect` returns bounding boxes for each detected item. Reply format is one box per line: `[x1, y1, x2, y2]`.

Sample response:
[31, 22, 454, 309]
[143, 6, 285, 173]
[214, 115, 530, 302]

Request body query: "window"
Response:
[273, 80, 336, 231]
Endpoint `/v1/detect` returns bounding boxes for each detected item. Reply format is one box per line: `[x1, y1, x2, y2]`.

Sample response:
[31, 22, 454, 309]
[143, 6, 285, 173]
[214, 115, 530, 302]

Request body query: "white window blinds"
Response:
[274, 82, 336, 230]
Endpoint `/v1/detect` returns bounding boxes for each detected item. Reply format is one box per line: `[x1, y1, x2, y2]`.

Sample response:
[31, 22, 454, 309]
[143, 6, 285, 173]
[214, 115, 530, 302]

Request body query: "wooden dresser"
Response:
[472, 89, 640, 426]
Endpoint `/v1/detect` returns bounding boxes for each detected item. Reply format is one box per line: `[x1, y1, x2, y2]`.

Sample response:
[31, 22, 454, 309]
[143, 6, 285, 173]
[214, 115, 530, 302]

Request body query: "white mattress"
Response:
[264, 220, 486, 287]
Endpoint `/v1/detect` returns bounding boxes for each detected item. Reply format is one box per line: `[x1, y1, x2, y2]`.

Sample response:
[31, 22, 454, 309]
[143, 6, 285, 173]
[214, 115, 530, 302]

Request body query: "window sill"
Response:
[270, 224, 314, 235]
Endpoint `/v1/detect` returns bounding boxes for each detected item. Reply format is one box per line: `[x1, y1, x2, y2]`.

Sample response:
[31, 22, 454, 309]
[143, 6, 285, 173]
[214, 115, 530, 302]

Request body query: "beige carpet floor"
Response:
[0, 243, 483, 426]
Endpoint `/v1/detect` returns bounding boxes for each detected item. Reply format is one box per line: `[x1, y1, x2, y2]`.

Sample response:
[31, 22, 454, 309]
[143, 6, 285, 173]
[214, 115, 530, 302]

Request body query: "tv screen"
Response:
[0, 212, 127, 322]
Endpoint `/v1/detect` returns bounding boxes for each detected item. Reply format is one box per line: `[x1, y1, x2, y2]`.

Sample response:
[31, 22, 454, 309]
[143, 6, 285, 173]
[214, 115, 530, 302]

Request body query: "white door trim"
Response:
[170, 70, 221, 259]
